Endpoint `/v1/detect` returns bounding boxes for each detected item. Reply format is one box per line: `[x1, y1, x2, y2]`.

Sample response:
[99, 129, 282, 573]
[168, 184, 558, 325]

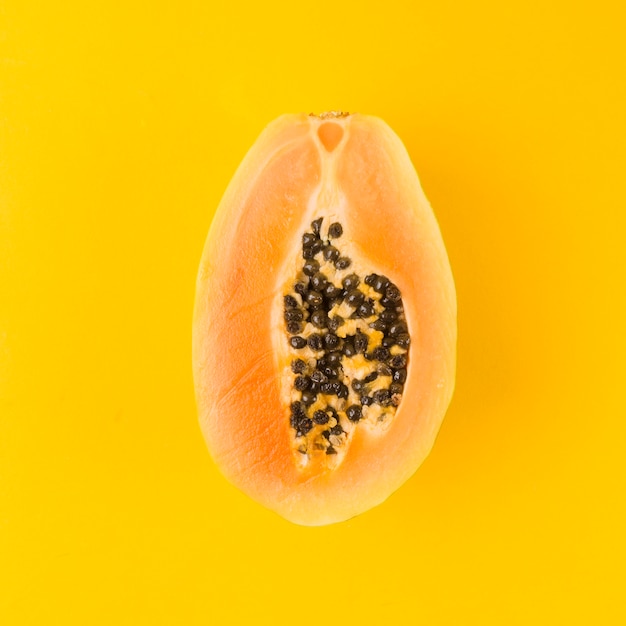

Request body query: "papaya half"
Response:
[193, 112, 456, 525]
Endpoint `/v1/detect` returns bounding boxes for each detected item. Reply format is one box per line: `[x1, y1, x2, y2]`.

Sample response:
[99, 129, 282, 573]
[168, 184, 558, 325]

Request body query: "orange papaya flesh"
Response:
[193, 112, 456, 526]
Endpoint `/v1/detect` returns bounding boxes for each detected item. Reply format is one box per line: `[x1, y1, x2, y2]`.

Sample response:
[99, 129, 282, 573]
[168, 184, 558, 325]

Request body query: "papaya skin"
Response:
[193, 113, 456, 525]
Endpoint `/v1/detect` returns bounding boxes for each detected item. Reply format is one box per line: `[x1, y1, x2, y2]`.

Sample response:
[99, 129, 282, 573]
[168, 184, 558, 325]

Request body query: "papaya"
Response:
[193, 112, 456, 526]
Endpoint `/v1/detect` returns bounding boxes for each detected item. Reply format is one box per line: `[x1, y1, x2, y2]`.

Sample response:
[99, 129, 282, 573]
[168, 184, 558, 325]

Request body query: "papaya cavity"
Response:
[282, 215, 410, 473]
[193, 112, 456, 525]
[317, 122, 344, 152]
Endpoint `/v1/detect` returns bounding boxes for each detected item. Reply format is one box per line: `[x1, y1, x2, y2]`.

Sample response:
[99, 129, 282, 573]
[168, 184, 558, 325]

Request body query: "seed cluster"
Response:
[283, 217, 411, 461]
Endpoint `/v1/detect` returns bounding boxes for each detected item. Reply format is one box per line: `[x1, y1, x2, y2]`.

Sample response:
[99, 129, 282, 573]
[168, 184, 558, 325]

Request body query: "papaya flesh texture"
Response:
[193, 112, 456, 526]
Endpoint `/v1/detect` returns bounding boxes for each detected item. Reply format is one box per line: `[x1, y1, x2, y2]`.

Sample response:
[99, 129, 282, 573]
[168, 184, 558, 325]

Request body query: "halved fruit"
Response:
[193, 112, 456, 525]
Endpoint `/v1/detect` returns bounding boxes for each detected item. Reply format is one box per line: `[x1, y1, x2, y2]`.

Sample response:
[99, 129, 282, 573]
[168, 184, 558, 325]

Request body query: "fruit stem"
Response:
[309, 111, 351, 119]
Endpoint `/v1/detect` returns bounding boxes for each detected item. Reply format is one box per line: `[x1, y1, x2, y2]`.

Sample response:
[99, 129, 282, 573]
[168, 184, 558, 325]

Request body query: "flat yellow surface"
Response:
[1, 1, 625, 624]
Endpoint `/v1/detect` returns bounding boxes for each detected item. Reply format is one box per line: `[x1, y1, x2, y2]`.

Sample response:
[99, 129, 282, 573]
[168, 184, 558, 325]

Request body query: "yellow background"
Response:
[1, 1, 625, 624]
